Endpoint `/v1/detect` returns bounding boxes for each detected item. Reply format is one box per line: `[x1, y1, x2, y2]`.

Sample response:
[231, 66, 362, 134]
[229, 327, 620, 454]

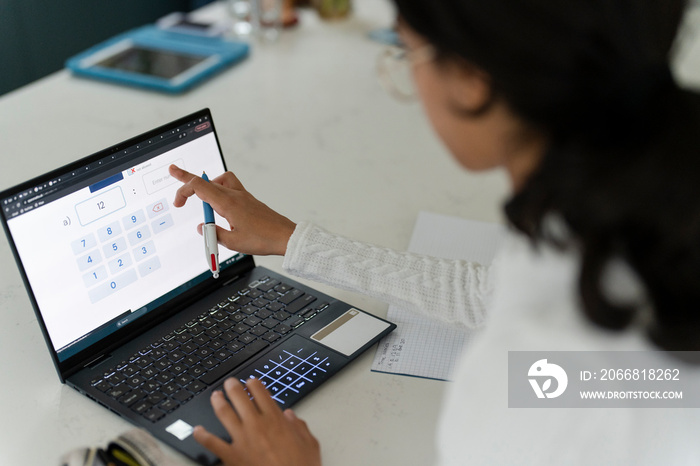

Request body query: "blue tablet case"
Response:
[66, 26, 250, 93]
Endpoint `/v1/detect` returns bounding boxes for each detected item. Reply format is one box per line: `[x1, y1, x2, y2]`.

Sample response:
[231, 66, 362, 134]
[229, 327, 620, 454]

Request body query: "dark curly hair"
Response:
[393, 0, 700, 351]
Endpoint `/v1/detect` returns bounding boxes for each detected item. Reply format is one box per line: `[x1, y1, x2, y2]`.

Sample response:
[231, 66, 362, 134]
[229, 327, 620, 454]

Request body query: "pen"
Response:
[202, 172, 220, 279]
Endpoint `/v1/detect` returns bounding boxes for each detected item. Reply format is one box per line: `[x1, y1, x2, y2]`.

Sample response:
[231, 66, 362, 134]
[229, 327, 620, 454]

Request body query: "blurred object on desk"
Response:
[255, 0, 283, 42]
[224, 0, 255, 37]
[224, 0, 293, 42]
[65, 26, 250, 93]
[156, 11, 232, 37]
[313, 0, 351, 20]
[282, 0, 300, 27]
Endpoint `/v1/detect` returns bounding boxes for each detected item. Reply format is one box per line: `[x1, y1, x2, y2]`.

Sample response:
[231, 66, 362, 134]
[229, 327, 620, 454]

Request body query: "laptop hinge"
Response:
[83, 353, 110, 369]
[223, 275, 241, 287]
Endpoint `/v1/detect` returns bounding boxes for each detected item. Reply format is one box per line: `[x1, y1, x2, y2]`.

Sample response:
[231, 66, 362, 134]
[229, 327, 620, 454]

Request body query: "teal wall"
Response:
[0, 0, 206, 96]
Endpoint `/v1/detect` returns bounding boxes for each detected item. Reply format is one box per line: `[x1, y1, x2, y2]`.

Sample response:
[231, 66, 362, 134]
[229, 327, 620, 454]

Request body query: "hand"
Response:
[169, 165, 296, 256]
[194, 378, 321, 466]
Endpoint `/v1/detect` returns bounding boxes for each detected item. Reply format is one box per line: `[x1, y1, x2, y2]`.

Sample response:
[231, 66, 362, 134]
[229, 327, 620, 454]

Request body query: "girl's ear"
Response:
[444, 63, 494, 116]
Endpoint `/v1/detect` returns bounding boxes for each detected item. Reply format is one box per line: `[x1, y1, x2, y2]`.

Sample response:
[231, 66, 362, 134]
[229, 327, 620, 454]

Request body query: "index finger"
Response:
[224, 378, 260, 421]
[246, 377, 282, 416]
[169, 164, 220, 207]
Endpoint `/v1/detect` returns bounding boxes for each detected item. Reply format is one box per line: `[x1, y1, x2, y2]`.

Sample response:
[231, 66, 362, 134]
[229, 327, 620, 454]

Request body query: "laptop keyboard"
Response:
[89, 276, 328, 422]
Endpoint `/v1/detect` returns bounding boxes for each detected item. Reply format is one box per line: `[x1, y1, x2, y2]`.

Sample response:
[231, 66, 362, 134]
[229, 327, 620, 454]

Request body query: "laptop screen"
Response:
[1, 110, 241, 362]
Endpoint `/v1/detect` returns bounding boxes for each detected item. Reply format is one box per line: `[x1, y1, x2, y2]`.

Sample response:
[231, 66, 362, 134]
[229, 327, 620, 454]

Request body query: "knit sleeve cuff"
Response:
[282, 221, 315, 273]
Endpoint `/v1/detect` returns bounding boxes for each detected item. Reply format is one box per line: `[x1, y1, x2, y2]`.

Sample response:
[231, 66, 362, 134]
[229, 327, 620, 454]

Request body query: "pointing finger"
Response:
[169, 164, 199, 186]
[170, 165, 200, 207]
[245, 377, 281, 416]
[170, 165, 222, 208]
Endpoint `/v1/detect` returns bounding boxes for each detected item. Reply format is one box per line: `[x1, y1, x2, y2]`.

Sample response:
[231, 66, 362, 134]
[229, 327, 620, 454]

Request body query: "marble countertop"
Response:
[2, 1, 699, 464]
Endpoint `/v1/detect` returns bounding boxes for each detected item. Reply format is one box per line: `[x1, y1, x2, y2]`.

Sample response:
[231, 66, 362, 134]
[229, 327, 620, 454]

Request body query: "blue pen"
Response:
[202, 172, 220, 279]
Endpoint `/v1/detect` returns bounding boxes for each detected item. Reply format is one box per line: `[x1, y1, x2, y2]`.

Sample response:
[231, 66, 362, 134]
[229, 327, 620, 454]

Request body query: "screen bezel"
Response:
[0, 109, 255, 381]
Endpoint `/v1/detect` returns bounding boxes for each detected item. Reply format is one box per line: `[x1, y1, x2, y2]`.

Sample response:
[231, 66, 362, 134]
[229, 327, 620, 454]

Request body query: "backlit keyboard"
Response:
[89, 276, 328, 422]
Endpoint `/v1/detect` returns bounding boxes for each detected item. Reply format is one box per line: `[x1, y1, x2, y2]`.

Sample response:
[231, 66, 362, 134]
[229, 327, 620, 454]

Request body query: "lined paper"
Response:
[371, 212, 505, 381]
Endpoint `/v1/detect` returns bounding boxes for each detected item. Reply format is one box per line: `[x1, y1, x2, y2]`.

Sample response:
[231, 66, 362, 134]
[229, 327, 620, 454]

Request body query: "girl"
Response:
[169, 0, 700, 464]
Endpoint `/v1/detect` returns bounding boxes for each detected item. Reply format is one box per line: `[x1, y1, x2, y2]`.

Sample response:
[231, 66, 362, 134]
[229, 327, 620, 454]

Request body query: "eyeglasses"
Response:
[377, 45, 436, 101]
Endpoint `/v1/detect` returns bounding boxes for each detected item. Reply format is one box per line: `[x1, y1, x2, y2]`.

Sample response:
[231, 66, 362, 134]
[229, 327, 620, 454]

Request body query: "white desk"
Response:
[2, 1, 699, 465]
[0, 2, 508, 464]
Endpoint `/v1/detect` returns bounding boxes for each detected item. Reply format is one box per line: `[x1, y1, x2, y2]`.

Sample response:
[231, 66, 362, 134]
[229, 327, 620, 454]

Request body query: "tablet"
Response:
[66, 26, 249, 93]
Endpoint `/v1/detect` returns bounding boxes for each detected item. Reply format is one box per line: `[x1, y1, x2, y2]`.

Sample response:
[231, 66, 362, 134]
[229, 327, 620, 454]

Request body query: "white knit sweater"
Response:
[283, 222, 700, 465]
[283, 222, 494, 328]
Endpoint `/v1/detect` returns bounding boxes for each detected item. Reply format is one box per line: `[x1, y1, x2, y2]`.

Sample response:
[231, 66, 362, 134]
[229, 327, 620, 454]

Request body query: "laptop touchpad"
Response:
[311, 309, 391, 356]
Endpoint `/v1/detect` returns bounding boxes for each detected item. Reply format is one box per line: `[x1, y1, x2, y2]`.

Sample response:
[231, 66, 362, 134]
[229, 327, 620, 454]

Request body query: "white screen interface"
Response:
[4, 118, 239, 361]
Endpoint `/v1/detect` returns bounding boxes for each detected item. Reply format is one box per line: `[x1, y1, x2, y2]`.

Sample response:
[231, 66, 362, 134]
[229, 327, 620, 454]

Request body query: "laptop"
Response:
[0, 108, 395, 465]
